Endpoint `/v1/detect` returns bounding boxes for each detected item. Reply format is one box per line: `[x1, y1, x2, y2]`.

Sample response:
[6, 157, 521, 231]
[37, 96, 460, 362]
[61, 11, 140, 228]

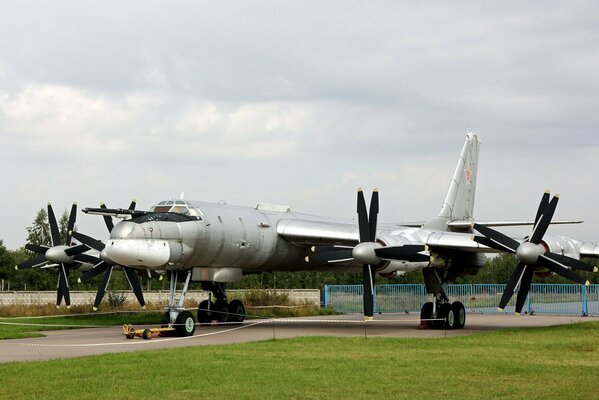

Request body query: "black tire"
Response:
[142, 328, 152, 340]
[161, 312, 171, 328]
[175, 311, 196, 337]
[228, 299, 245, 324]
[214, 300, 230, 323]
[452, 301, 466, 329]
[197, 300, 212, 324]
[420, 302, 433, 328]
[438, 303, 455, 330]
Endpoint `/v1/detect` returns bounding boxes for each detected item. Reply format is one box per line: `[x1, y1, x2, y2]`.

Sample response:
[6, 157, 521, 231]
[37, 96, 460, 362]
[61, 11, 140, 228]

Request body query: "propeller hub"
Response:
[352, 242, 382, 265]
[45, 246, 74, 264]
[516, 242, 543, 265]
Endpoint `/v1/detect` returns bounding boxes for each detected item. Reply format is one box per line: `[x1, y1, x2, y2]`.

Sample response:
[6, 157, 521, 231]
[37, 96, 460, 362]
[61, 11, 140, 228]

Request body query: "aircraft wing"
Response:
[447, 220, 583, 228]
[277, 218, 500, 253]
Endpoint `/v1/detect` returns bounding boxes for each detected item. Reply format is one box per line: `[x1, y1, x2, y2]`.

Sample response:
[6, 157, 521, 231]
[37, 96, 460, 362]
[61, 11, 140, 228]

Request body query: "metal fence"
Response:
[324, 284, 599, 316]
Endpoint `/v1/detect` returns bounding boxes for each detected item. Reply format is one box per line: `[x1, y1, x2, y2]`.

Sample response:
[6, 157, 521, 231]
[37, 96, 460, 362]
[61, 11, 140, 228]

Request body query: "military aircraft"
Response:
[17, 133, 599, 335]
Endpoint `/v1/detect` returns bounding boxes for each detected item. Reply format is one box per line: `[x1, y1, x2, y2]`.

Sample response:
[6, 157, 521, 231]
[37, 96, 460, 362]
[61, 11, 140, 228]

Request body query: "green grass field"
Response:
[0, 321, 598, 399]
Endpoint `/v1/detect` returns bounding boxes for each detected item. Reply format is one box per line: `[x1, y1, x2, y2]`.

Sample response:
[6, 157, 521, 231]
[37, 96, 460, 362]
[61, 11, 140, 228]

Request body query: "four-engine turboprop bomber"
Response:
[17, 133, 599, 335]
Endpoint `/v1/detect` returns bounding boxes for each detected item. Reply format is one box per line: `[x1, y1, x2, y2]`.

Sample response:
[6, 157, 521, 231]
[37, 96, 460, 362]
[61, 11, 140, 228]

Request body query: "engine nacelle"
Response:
[541, 235, 582, 259]
[375, 234, 430, 275]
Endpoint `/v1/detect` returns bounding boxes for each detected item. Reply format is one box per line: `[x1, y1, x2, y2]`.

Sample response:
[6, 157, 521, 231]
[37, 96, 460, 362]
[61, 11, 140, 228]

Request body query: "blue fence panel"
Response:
[588, 285, 599, 316]
[447, 284, 507, 314]
[375, 284, 425, 313]
[326, 284, 364, 313]
[528, 284, 585, 315]
[325, 283, 598, 316]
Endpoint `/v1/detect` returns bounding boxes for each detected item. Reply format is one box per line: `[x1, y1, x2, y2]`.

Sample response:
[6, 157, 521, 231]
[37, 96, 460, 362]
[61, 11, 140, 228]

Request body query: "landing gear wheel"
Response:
[420, 302, 433, 328]
[228, 299, 245, 324]
[125, 332, 135, 340]
[175, 311, 196, 337]
[197, 300, 212, 324]
[214, 300, 230, 323]
[438, 303, 455, 330]
[452, 301, 466, 329]
[142, 328, 152, 340]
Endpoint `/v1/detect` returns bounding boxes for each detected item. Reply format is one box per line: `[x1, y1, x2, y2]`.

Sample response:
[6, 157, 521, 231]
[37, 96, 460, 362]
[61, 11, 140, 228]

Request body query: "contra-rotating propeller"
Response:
[472, 192, 597, 314]
[16, 203, 100, 308]
[306, 189, 429, 318]
[75, 200, 159, 311]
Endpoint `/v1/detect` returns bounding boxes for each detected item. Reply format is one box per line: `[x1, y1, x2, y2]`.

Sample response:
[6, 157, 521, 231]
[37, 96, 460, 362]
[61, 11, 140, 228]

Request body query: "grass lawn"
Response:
[0, 321, 597, 399]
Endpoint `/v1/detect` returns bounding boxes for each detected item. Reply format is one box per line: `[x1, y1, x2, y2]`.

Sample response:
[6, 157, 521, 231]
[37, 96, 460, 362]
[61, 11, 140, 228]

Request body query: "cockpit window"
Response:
[132, 213, 195, 223]
[149, 200, 202, 220]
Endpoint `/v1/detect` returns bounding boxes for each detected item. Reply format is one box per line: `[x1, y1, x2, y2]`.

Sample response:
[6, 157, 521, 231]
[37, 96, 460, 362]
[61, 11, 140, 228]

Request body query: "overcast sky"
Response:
[1, 1, 598, 250]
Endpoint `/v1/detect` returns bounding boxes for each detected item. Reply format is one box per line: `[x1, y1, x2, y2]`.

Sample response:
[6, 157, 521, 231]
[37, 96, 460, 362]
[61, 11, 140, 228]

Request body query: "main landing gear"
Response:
[162, 272, 248, 337]
[420, 299, 465, 330]
[420, 267, 466, 330]
[197, 282, 246, 325]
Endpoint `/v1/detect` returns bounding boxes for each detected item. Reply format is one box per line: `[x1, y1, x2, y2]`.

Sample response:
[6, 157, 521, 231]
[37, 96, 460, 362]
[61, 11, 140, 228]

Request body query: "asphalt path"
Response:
[0, 313, 595, 363]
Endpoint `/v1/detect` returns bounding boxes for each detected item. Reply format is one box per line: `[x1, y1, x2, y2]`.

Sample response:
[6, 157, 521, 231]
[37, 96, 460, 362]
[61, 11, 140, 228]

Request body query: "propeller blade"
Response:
[74, 253, 103, 266]
[514, 265, 535, 314]
[472, 224, 519, 253]
[100, 203, 114, 233]
[542, 252, 598, 273]
[47, 204, 61, 246]
[64, 244, 89, 256]
[498, 262, 526, 310]
[57, 264, 70, 307]
[534, 191, 550, 227]
[17, 255, 48, 270]
[537, 254, 589, 285]
[124, 267, 146, 308]
[306, 249, 354, 265]
[25, 243, 49, 255]
[529, 195, 559, 244]
[357, 189, 370, 243]
[362, 264, 375, 318]
[472, 235, 500, 250]
[79, 262, 109, 282]
[65, 203, 77, 244]
[92, 265, 114, 310]
[368, 190, 379, 242]
[72, 231, 105, 251]
[374, 245, 429, 262]
[128, 200, 137, 211]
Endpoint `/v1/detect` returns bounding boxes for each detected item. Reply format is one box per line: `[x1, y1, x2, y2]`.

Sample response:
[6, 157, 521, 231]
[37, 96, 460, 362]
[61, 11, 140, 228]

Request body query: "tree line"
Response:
[1, 207, 597, 293]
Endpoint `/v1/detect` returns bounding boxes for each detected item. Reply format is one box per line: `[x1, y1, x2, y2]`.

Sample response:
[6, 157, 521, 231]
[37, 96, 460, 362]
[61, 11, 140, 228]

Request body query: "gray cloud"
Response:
[1, 1, 598, 248]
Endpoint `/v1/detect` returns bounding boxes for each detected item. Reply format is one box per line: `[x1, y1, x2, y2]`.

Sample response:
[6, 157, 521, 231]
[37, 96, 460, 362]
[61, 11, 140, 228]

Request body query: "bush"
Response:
[106, 292, 127, 309]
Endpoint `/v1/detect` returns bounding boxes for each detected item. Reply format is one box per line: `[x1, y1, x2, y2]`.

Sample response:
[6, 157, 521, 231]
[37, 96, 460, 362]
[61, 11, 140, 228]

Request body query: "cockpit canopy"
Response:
[149, 200, 203, 220]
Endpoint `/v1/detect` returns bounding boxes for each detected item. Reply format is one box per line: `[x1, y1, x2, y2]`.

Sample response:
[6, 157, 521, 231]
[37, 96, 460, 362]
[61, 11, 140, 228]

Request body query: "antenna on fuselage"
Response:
[180, 192, 185, 200]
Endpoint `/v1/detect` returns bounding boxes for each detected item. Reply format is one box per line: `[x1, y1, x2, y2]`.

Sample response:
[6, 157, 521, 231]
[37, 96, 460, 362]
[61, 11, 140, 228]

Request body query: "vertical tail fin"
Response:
[437, 132, 480, 222]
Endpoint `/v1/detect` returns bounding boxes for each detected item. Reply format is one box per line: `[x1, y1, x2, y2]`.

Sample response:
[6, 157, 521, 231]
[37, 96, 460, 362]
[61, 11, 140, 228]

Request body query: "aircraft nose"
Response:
[104, 239, 170, 268]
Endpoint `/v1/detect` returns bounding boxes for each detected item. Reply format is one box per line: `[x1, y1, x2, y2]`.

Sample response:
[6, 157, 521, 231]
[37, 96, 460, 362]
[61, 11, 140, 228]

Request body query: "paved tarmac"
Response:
[0, 313, 595, 363]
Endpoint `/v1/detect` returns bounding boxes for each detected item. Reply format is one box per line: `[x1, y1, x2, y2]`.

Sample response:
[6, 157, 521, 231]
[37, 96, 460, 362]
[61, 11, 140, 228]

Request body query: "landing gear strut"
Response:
[197, 282, 246, 325]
